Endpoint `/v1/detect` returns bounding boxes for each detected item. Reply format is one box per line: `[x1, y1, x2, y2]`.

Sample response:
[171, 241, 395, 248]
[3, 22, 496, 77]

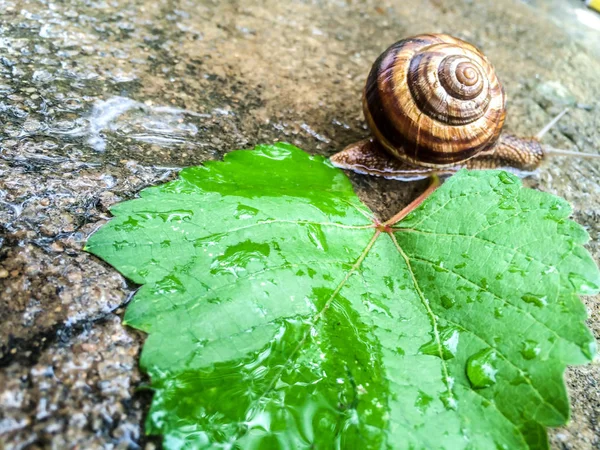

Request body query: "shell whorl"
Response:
[364, 34, 506, 167]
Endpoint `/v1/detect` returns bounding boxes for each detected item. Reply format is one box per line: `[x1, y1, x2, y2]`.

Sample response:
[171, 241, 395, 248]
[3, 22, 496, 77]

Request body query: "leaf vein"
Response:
[386, 232, 455, 403]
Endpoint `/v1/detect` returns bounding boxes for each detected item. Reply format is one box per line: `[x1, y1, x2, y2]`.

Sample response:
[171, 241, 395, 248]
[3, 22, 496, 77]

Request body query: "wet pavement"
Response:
[0, 0, 599, 448]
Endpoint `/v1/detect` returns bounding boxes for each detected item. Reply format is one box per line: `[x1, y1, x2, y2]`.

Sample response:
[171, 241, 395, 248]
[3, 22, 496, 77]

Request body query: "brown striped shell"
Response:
[363, 34, 507, 167]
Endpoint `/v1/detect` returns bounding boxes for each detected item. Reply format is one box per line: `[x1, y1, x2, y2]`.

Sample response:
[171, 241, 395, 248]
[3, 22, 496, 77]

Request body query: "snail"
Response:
[330, 33, 599, 181]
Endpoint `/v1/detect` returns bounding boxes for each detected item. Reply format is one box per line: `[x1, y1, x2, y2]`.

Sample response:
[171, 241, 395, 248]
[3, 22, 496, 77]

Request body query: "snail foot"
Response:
[330, 139, 434, 181]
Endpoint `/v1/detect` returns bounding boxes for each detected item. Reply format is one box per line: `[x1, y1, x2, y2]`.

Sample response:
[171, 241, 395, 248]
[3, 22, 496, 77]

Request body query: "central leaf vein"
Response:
[386, 232, 456, 404]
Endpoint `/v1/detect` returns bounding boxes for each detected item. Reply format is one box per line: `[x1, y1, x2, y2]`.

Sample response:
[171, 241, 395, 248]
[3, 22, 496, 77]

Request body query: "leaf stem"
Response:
[384, 175, 440, 227]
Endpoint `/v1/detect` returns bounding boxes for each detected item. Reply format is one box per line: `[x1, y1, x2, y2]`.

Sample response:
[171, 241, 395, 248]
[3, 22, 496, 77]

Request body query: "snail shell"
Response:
[364, 33, 506, 167]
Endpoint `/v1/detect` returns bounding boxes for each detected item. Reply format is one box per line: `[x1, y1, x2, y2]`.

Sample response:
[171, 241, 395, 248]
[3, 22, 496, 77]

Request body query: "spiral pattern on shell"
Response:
[363, 34, 506, 166]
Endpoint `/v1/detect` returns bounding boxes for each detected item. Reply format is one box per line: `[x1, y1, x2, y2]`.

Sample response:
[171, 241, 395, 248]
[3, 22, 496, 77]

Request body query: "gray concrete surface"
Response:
[0, 0, 598, 448]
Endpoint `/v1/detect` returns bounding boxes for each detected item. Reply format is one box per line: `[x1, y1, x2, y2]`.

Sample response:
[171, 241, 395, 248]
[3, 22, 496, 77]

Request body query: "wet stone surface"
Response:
[0, 315, 147, 449]
[0, 0, 599, 448]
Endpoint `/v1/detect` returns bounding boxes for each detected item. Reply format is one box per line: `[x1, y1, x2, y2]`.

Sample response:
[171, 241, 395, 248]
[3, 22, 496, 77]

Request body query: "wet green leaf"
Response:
[86, 143, 599, 450]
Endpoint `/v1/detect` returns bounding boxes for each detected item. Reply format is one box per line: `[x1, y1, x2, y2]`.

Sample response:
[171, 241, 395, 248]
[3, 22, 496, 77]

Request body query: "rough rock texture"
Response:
[0, 316, 146, 450]
[0, 0, 598, 448]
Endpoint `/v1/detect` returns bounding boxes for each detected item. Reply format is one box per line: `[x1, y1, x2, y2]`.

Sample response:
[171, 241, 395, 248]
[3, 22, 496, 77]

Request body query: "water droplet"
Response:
[466, 348, 498, 389]
[114, 216, 142, 231]
[457, 285, 474, 292]
[234, 204, 259, 220]
[323, 273, 334, 282]
[510, 370, 530, 388]
[498, 172, 516, 184]
[568, 273, 600, 295]
[582, 339, 597, 360]
[210, 240, 270, 276]
[494, 307, 503, 318]
[383, 276, 395, 292]
[508, 265, 526, 276]
[433, 262, 448, 273]
[153, 274, 185, 295]
[521, 293, 548, 308]
[414, 390, 434, 413]
[305, 224, 328, 251]
[113, 240, 129, 250]
[439, 391, 457, 410]
[419, 326, 460, 360]
[440, 295, 455, 309]
[520, 340, 541, 360]
[157, 210, 193, 222]
[362, 298, 392, 317]
[498, 200, 516, 210]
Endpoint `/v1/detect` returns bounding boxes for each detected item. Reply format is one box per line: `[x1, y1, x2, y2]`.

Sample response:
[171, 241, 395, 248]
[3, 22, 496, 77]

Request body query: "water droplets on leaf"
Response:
[362, 295, 392, 317]
[383, 276, 395, 292]
[414, 390, 434, 413]
[439, 391, 458, 411]
[113, 240, 129, 250]
[234, 204, 259, 220]
[510, 373, 528, 387]
[84, 147, 600, 448]
[210, 240, 271, 276]
[498, 199, 516, 210]
[419, 326, 460, 360]
[498, 172, 517, 185]
[568, 272, 600, 295]
[582, 340, 597, 360]
[508, 265, 526, 277]
[305, 223, 329, 251]
[521, 293, 548, 308]
[456, 285, 474, 293]
[114, 216, 143, 231]
[440, 295, 456, 309]
[520, 340, 541, 360]
[153, 274, 186, 295]
[156, 210, 194, 223]
[430, 260, 448, 273]
[466, 348, 498, 389]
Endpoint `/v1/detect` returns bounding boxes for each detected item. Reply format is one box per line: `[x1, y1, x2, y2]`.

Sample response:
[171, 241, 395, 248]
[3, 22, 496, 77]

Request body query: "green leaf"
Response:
[86, 143, 599, 450]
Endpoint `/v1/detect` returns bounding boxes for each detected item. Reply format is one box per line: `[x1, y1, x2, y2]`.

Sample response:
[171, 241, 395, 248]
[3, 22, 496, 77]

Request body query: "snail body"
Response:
[331, 34, 594, 181]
